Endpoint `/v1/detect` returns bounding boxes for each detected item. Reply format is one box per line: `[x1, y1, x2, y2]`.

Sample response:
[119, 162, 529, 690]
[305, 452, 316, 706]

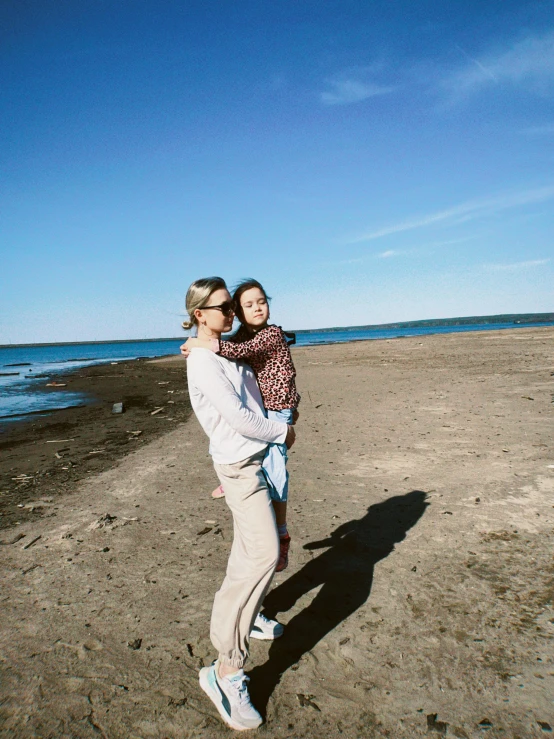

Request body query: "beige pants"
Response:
[211, 450, 279, 669]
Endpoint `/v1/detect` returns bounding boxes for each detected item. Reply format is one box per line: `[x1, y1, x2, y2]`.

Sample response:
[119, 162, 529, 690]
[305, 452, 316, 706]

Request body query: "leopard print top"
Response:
[218, 324, 300, 411]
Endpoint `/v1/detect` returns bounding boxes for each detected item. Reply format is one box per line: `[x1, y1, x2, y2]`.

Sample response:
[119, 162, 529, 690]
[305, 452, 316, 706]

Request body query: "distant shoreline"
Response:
[1, 311, 553, 349]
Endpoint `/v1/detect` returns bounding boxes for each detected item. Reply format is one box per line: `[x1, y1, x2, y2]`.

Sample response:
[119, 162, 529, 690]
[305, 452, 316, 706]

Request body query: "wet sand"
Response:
[0, 358, 192, 530]
[1, 327, 553, 738]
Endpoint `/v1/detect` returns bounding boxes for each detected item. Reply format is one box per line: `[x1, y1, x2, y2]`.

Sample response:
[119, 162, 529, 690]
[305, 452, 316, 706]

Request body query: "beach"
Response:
[0, 358, 192, 531]
[1, 326, 553, 737]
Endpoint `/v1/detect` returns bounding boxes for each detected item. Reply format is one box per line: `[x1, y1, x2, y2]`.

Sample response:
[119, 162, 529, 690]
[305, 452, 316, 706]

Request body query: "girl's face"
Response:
[240, 287, 269, 329]
[195, 288, 235, 335]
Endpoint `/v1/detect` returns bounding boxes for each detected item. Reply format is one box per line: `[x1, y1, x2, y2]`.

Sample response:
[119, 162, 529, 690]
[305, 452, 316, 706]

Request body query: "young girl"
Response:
[183, 278, 300, 572]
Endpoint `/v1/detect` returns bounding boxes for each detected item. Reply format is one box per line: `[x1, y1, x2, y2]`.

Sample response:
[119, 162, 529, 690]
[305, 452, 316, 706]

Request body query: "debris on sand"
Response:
[168, 696, 187, 707]
[0, 533, 26, 545]
[22, 563, 41, 575]
[22, 535, 41, 550]
[196, 527, 212, 536]
[128, 638, 142, 650]
[427, 713, 448, 734]
[296, 694, 321, 711]
[93, 514, 118, 529]
[112, 402, 124, 414]
[478, 718, 492, 730]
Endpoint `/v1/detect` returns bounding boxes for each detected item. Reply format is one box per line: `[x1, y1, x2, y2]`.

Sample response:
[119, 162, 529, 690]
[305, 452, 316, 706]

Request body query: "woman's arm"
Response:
[189, 353, 288, 444]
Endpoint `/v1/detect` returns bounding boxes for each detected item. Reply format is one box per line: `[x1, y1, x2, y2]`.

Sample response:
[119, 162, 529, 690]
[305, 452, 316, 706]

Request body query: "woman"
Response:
[183, 276, 295, 731]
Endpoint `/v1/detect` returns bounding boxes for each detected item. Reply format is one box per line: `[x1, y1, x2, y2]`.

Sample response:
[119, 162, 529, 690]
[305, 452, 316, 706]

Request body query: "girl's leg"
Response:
[264, 445, 290, 570]
[272, 500, 287, 529]
[263, 409, 293, 571]
[210, 452, 279, 671]
[272, 499, 290, 572]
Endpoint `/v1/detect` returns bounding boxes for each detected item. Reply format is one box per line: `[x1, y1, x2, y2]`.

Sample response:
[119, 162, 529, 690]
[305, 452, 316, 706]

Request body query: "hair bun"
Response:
[182, 319, 194, 330]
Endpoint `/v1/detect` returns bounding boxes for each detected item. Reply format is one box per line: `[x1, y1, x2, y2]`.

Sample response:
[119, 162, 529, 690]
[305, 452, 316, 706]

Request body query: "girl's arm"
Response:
[180, 337, 217, 356]
[219, 325, 284, 361]
[181, 326, 284, 360]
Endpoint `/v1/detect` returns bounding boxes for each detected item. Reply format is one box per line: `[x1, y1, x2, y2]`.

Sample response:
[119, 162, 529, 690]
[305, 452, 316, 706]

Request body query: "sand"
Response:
[1, 327, 553, 738]
[0, 358, 192, 530]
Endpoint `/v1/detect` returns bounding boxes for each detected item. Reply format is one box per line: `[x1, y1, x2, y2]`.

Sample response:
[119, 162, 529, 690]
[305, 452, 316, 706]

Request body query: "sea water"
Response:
[0, 339, 185, 423]
[1, 318, 553, 424]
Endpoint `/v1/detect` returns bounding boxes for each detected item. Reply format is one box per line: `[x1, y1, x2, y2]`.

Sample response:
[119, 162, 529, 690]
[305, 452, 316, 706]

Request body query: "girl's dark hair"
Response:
[232, 279, 271, 326]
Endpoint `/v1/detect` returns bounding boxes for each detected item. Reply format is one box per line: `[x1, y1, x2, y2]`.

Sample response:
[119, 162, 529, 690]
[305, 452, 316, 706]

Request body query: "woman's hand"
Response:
[285, 425, 296, 449]
[292, 409, 300, 425]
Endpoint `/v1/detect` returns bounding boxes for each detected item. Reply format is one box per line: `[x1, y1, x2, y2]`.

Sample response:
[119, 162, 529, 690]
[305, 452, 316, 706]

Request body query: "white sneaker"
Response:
[250, 612, 284, 641]
[199, 662, 262, 731]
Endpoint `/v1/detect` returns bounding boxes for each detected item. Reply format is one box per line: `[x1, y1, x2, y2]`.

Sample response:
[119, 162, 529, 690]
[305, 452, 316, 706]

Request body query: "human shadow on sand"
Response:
[249, 489, 429, 714]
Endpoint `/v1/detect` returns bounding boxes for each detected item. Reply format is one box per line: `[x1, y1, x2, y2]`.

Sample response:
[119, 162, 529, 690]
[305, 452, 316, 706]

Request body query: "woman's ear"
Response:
[194, 308, 204, 324]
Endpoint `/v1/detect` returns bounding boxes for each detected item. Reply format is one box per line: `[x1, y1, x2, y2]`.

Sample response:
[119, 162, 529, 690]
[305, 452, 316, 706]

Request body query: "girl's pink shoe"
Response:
[212, 485, 225, 499]
[276, 535, 291, 572]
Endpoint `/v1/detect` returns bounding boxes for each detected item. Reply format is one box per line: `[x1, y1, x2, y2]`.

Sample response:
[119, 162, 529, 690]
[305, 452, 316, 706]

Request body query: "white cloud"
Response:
[454, 44, 498, 83]
[429, 235, 481, 247]
[444, 30, 554, 97]
[522, 123, 554, 135]
[346, 185, 554, 244]
[320, 78, 394, 106]
[377, 250, 398, 258]
[483, 258, 551, 271]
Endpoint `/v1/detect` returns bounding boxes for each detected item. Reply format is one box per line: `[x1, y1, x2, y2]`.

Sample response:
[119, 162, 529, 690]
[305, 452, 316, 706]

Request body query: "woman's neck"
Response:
[197, 325, 221, 341]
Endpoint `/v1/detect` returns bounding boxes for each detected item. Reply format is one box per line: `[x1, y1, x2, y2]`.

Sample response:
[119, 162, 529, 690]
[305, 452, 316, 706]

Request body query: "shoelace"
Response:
[227, 673, 252, 707]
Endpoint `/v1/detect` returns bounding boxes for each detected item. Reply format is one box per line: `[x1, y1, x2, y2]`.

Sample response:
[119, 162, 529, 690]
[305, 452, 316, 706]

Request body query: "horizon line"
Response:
[1, 311, 553, 349]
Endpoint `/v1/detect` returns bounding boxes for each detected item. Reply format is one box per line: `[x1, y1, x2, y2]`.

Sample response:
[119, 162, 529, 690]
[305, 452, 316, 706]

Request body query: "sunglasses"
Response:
[202, 300, 236, 317]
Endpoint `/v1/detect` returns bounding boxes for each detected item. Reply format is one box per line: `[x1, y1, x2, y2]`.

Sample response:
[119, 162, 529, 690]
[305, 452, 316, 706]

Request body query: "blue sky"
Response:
[1, 0, 553, 343]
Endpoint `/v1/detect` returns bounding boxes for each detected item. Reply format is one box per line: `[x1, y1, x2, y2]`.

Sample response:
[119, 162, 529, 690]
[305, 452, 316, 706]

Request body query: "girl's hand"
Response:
[292, 409, 300, 425]
[180, 337, 216, 357]
[180, 339, 193, 357]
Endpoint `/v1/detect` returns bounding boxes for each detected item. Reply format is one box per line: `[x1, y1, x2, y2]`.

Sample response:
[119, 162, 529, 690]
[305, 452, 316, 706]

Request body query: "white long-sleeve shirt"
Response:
[186, 348, 288, 464]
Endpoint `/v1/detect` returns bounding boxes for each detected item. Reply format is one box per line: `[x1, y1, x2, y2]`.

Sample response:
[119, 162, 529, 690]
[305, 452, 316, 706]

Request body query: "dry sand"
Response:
[1, 327, 553, 738]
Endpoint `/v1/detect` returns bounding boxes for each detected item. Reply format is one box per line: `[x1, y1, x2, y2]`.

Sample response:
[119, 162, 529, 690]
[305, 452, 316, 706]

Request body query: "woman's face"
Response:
[239, 287, 269, 328]
[196, 288, 235, 334]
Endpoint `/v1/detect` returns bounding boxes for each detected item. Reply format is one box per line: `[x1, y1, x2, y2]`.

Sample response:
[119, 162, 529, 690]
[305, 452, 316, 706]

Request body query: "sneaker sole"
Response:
[250, 627, 283, 641]
[198, 667, 261, 731]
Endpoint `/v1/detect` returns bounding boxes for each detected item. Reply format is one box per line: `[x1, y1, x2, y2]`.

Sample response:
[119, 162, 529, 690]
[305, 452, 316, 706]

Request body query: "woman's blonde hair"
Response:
[182, 276, 227, 331]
